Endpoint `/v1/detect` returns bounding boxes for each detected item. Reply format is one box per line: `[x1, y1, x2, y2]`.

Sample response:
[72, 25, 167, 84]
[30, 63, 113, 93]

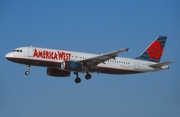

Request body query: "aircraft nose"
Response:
[5, 53, 9, 59]
[5, 53, 13, 59]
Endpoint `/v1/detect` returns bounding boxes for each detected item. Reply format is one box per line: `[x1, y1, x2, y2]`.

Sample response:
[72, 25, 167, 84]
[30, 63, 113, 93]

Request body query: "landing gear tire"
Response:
[25, 65, 30, 75]
[85, 73, 92, 80]
[74, 72, 81, 84]
[75, 77, 81, 84]
[25, 71, 29, 75]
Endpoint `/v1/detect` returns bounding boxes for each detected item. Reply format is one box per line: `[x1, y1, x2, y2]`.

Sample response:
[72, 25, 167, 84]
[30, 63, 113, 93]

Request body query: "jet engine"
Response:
[47, 67, 70, 77]
[61, 61, 84, 71]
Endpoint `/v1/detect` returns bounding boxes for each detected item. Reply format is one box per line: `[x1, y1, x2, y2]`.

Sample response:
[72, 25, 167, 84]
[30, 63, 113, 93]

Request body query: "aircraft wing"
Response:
[79, 48, 129, 66]
[149, 61, 174, 68]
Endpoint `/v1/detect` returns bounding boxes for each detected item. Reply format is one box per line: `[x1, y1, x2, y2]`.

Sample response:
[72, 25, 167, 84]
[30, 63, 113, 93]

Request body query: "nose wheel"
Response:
[25, 65, 30, 75]
[25, 71, 29, 75]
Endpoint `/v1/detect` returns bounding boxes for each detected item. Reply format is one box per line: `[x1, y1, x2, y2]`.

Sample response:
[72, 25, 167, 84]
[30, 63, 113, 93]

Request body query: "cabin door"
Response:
[28, 47, 34, 57]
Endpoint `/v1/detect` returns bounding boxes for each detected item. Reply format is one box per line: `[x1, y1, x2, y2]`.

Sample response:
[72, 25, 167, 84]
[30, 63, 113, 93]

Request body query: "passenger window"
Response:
[20, 50, 22, 52]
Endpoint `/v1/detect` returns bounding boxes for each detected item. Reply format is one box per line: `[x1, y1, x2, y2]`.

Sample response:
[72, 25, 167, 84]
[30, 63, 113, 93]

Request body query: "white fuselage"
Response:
[5, 47, 168, 75]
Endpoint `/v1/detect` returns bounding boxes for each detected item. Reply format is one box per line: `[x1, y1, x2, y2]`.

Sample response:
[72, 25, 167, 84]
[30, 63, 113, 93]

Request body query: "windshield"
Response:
[13, 50, 22, 52]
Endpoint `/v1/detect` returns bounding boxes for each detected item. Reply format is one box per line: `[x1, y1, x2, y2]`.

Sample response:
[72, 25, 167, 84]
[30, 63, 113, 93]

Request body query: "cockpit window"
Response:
[13, 50, 22, 52]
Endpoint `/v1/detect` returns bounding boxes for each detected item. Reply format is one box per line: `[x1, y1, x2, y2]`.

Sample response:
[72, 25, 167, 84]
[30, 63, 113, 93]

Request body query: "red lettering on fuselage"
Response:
[33, 48, 71, 60]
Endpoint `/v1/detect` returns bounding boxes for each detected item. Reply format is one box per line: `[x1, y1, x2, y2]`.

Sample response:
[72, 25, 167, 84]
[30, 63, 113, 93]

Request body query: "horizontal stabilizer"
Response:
[149, 61, 174, 68]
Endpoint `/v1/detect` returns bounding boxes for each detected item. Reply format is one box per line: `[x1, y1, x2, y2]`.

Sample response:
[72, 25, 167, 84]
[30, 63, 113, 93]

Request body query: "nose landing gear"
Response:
[25, 65, 30, 75]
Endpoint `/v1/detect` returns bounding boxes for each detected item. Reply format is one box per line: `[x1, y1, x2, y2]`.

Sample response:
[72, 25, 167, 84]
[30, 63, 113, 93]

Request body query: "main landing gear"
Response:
[25, 65, 30, 75]
[85, 73, 92, 80]
[74, 72, 81, 83]
[74, 72, 92, 84]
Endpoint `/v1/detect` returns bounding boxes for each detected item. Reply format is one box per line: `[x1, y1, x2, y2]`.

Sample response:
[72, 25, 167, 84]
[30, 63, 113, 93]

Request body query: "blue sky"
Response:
[1, 0, 180, 117]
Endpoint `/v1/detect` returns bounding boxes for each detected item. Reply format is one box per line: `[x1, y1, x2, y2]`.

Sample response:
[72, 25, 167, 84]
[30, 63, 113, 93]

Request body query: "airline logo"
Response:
[33, 48, 71, 60]
[147, 41, 163, 60]
[70, 62, 77, 68]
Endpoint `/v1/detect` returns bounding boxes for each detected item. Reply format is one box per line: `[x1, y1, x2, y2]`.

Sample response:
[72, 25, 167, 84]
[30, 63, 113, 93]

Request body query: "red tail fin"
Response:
[136, 36, 167, 63]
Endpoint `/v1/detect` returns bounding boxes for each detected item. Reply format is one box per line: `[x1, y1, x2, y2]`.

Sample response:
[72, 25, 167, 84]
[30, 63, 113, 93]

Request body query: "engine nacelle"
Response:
[47, 68, 70, 77]
[61, 61, 83, 71]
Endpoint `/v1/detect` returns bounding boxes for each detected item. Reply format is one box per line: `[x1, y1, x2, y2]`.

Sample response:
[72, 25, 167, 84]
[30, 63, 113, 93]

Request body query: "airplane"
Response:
[5, 36, 173, 83]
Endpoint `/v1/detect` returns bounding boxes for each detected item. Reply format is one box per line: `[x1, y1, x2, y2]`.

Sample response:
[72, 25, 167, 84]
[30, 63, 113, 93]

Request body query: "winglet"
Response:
[125, 48, 129, 52]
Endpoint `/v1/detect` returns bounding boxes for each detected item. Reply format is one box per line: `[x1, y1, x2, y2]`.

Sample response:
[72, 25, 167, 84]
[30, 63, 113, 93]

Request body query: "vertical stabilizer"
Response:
[136, 36, 167, 63]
